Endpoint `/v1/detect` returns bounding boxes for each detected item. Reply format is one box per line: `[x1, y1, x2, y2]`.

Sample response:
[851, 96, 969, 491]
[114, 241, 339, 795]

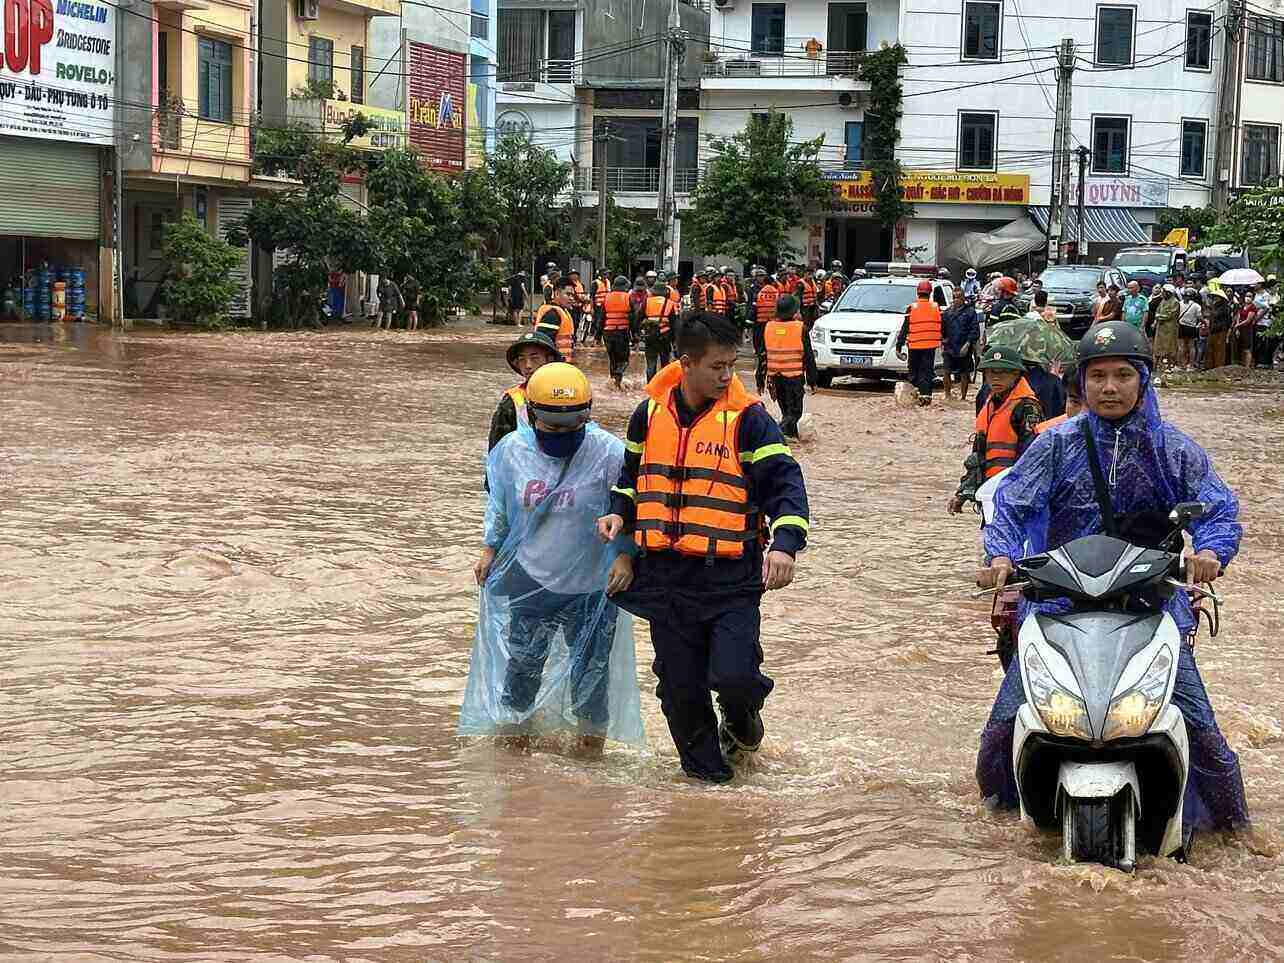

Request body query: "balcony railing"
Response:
[499, 60, 582, 87]
[701, 50, 864, 79]
[575, 167, 702, 194]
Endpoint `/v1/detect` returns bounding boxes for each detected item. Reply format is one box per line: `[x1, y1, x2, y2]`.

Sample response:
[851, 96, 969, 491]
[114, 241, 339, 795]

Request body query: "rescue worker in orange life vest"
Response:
[948, 345, 1043, 514]
[765, 294, 808, 438]
[642, 281, 678, 381]
[597, 311, 810, 784]
[592, 268, 611, 344]
[602, 275, 636, 390]
[487, 330, 562, 460]
[533, 279, 577, 365]
[749, 267, 781, 394]
[896, 279, 944, 406]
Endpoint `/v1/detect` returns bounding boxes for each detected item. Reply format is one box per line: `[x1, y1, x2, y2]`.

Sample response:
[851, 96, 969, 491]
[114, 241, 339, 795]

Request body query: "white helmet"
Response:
[965, 268, 978, 279]
[814, 269, 827, 280]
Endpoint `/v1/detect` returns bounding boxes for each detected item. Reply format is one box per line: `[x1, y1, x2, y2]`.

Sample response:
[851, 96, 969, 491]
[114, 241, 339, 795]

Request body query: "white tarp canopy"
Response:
[944, 216, 1047, 270]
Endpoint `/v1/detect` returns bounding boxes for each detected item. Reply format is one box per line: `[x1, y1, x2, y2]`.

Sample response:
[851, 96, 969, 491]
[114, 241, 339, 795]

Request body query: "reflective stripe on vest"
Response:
[594, 279, 609, 306]
[706, 283, 727, 312]
[907, 298, 942, 350]
[754, 284, 779, 322]
[644, 295, 674, 335]
[801, 277, 816, 307]
[635, 395, 758, 559]
[765, 319, 805, 377]
[976, 378, 1039, 478]
[667, 285, 681, 309]
[721, 280, 738, 306]
[604, 290, 632, 330]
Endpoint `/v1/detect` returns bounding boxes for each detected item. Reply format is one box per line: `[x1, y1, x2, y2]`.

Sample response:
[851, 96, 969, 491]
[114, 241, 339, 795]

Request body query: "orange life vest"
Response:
[976, 377, 1039, 479]
[1035, 413, 1068, 434]
[801, 277, 817, 307]
[721, 279, 738, 306]
[754, 283, 779, 323]
[667, 284, 681, 310]
[534, 304, 575, 363]
[906, 298, 942, 350]
[603, 290, 632, 331]
[594, 279, 609, 307]
[824, 278, 841, 300]
[644, 294, 674, 335]
[506, 384, 527, 409]
[706, 282, 727, 313]
[572, 280, 587, 306]
[765, 319, 805, 378]
[634, 362, 761, 559]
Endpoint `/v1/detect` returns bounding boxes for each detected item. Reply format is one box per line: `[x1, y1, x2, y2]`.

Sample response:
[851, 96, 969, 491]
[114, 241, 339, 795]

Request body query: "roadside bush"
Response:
[160, 213, 244, 327]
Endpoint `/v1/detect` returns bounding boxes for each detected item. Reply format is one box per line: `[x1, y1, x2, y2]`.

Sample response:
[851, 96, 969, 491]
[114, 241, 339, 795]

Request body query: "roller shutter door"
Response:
[0, 138, 101, 239]
[215, 195, 253, 318]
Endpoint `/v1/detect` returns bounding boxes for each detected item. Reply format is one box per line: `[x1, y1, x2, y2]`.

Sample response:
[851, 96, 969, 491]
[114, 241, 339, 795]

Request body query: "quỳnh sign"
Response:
[406, 40, 465, 174]
[1, 0, 115, 144]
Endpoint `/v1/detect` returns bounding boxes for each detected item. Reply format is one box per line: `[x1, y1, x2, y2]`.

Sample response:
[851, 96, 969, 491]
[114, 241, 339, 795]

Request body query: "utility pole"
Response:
[1075, 145, 1089, 264]
[656, 0, 684, 273]
[1213, 0, 1247, 212]
[596, 123, 611, 273]
[112, 0, 127, 327]
[1049, 38, 1075, 265]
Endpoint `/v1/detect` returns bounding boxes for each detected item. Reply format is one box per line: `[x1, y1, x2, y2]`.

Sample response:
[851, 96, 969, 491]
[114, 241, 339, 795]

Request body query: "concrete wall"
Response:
[579, 0, 710, 85]
[698, 92, 863, 169]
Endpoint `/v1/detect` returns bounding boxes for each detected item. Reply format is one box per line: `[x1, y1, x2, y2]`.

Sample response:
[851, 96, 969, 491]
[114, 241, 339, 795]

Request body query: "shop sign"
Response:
[322, 100, 406, 151]
[825, 170, 1031, 205]
[0, 0, 115, 145]
[1069, 177, 1170, 208]
[406, 40, 466, 174]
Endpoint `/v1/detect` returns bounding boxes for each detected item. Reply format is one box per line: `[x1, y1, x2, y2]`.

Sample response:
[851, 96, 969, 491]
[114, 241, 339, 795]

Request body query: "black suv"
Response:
[1017, 265, 1127, 340]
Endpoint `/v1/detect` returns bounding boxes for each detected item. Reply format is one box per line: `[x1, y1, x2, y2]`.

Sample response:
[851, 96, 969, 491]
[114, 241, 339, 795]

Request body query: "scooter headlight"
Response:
[1025, 646, 1092, 739]
[1103, 646, 1172, 741]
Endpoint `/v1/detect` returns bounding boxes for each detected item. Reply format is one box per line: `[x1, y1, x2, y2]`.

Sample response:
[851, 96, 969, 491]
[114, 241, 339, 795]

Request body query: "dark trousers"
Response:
[650, 604, 773, 782]
[644, 332, 672, 381]
[976, 644, 1249, 831]
[752, 323, 768, 393]
[604, 330, 630, 382]
[907, 347, 936, 399]
[1253, 333, 1277, 368]
[592, 306, 605, 341]
[500, 567, 618, 734]
[774, 374, 805, 437]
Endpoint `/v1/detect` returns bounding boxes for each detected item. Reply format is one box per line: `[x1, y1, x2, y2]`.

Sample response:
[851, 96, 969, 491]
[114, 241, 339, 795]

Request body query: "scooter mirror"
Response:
[1169, 501, 1208, 527]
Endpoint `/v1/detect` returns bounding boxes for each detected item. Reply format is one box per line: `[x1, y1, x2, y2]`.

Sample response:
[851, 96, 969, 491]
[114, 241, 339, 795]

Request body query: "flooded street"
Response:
[2, 321, 1282, 960]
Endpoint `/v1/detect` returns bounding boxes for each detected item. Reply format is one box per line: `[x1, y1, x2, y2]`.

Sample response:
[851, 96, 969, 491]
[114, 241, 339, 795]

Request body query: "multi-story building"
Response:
[495, 0, 709, 275]
[1222, 1, 1283, 198]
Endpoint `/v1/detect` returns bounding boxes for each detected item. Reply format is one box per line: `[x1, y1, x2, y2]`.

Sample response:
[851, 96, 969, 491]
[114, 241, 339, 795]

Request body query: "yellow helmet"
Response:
[526, 362, 592, 428]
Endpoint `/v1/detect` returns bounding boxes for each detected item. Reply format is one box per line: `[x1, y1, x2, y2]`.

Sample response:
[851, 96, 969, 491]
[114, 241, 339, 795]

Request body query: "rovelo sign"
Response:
[0, 0, 115, 145]
[406, 40, 466, 173]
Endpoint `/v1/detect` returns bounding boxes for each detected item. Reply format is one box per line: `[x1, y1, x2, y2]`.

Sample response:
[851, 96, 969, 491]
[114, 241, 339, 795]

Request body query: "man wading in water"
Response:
[597, 312, 810, 783]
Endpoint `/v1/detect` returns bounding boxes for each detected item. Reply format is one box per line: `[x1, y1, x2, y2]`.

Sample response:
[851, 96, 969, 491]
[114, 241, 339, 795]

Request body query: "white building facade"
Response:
[1229, 0, 1284, 193]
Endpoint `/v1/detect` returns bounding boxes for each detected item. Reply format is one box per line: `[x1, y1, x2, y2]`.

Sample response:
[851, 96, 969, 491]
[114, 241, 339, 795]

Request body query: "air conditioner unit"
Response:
[297, 0, 319, 21]
[713, 0, 735, 9]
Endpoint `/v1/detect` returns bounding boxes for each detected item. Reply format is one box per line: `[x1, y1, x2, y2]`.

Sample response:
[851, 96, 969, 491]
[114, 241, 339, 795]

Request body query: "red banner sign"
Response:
[407, 40, 466, 174]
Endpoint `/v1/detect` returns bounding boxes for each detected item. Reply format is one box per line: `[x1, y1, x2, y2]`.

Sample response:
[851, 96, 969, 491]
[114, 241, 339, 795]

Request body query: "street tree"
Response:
[486, 135, 573, 277]
[682, 111, 832, 265]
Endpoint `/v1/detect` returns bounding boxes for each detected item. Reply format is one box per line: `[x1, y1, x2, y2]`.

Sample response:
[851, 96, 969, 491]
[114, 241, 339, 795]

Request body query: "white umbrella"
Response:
[1218, 267, 1264, 286]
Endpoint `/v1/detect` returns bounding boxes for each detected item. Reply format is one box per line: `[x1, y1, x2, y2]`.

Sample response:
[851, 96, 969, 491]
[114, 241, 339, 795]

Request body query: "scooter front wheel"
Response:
[1062, 795, 1135, 870]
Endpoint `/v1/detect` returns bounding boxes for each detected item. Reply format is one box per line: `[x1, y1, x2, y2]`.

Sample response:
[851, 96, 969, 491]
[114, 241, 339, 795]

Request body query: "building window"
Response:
[308, 36, 334, 85]
[1095, 5, 1135, 66]
[198, 37, 233, 122]
[827, 3, 867, 56]
[751, 3, 786, 56]
[350, 46, 364, 104]
[1092, 115, 1129, 173]
[1246, 16, 1284, 83]
[1180, 119, 1206, 178]
[1242, 124, 1281, 186]
[1185, 10, 1212, 70]
[844, 121, 863, 168]
[547, 10, 574, 62]
[962, 1, 1000, 61]
[958, 111, 997, 170]
[471, 13, 487, 39]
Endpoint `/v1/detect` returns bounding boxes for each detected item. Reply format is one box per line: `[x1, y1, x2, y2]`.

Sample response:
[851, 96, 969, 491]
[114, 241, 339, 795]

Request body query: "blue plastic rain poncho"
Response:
[459, 420, 644, 745]
[978, 363, 1250, 830]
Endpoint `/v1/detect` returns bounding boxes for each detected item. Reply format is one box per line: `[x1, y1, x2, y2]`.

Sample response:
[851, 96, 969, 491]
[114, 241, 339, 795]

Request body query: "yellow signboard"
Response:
[465, 82, 484, 170]
[322, 100, 407, 151]
[828, 170, 1031, 205]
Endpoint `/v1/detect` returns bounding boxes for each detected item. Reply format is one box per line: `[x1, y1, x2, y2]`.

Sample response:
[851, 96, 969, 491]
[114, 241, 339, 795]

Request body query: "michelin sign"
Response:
[1, 0, 116, 145]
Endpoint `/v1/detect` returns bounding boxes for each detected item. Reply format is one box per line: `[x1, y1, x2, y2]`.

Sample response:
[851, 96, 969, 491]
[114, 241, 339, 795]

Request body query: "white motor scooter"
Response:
[1004, 502, 1219, 870]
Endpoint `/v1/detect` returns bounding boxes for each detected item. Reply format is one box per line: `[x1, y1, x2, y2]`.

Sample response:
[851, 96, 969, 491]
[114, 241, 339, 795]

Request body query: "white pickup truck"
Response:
[810, 274, 954, 387]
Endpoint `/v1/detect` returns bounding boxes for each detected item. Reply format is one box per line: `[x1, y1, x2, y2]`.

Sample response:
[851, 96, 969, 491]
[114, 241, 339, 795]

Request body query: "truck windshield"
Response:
[833, 284, 920, 313]
[1114, 252, 1171, 271]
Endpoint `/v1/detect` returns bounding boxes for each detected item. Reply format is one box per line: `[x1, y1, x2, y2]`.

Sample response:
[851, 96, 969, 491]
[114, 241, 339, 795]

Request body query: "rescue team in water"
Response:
[462, 278, 1251, 838]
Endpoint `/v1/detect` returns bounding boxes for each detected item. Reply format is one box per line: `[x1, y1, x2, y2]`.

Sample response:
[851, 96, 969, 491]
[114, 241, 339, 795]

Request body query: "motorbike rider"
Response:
[974, 321, 1249, 834]
[961, 268, 981, 302]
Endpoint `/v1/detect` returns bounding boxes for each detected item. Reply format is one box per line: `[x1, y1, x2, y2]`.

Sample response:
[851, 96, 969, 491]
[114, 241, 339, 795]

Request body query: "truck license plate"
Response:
[839, 354, 872, 366]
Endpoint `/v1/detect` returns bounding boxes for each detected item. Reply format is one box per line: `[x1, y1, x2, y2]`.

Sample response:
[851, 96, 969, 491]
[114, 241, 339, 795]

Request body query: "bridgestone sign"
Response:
[1, 0, 115, 144]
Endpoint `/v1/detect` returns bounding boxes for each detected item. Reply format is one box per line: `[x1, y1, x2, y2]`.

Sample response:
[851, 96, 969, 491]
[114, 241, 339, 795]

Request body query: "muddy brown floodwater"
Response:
[1, 320, 1282, 961]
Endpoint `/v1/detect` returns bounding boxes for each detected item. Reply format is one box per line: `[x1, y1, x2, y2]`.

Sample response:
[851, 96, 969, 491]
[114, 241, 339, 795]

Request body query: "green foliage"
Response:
[486, 135, 573, 275]
[291, 78, 344, 101]
[160, 213, 244, 327]
[1213, 182, 1284, 281]
[1155, 205, 1219, 245]
[862, 43, 913, 231]
[588, 196, 663, 278]
[253, 121, 317, 177]
[683, 111, 832, 263]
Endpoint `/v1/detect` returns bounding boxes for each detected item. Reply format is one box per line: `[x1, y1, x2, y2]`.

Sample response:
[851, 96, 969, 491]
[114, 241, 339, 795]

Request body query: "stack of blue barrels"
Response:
[67, 267, 86, 320]
[22, 271, 35, 319]
[35, 265, 52, 320]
